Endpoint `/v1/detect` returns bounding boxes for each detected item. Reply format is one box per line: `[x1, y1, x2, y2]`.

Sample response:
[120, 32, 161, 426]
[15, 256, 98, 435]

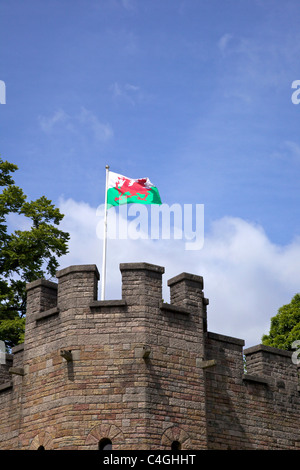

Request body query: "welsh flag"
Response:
[107, 171, 162, 208]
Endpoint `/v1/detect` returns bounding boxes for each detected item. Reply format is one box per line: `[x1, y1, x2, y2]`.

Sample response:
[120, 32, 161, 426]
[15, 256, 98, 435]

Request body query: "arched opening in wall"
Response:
[85, 424, 124, 450]
[98, 438, 112, 450]
[29, 431, 54, 450]
[161, 426, 191, 450]
[171, 440, 181, 451]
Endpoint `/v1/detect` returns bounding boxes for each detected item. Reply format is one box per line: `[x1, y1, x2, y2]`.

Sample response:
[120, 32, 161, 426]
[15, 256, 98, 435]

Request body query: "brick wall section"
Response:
[163, 272, 208, 448]
[243, 344, 300, 449]
[118, 264, 208, 449]
[1, 262, 300, 450]
[205, 336, 300, 449]
[0, 349, 21, 448]
[205, 332, 249, 449]
[19, 265, 100, 450]
[244, 344, 297, 385]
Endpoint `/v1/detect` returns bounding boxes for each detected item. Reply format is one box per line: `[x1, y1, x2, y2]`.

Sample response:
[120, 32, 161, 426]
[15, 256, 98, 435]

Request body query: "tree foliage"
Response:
[0, 158, 70, 349]
[262, 293, 300, 350]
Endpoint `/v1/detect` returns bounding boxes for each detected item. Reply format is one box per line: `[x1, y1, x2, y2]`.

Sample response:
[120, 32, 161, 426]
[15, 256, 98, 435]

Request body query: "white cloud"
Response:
[38, 107, 113, 142]
[78, 107, 113, 142]
[271, 140, 300, 163]
[57, 198, 300, 349]
[218, 33, 233, 54]
[283, 141, 300, 161]
[110, 82, 151, 106]
[38, 109, 70, 133]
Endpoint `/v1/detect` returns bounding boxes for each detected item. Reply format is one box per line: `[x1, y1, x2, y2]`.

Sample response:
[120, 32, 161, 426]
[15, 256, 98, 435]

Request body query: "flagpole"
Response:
[101, 164, 109, 300]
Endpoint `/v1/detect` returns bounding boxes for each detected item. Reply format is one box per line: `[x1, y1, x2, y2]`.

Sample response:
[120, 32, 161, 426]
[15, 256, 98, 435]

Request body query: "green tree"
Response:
[0, 158, 70, 349]
[262, 293, 300, 350]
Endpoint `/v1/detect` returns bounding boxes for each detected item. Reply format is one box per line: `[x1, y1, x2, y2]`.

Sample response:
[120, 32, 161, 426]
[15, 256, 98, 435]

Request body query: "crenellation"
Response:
[167, 272, 204, 309]
[167, 272, 207, 340]
[244, 344, 300, 399]
[24, 279, 59, 354]
[120, 262, 164, 307]
[0, 261, 300, 450]
[26, 279, 58, 314]
[244, 344, 297, 381]
[56, 264, 99, 311]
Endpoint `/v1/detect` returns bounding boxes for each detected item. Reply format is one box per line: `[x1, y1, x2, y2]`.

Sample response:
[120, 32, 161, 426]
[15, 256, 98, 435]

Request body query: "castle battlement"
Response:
[1, 262, 300, 450]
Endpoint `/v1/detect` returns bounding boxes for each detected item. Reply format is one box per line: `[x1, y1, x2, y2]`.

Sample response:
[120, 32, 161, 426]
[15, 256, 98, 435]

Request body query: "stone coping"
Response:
[167, 272, 204, 288]
[207, 331, 245, 347]
[11, 343, 24, 354]
[26, 278, 58, 292]
[56, 264, 100, 280]
[244, 344, 292, 358]
[119, 262, 165, 274]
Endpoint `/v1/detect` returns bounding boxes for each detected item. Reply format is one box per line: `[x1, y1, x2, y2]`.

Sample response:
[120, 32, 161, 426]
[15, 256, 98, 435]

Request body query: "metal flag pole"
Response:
[101, 164, 109, 300]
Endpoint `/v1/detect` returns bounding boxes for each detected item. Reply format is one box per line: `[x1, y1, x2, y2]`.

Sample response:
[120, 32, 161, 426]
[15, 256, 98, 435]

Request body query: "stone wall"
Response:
[204, 336, 300, 449]
[0, 262, 300, 450]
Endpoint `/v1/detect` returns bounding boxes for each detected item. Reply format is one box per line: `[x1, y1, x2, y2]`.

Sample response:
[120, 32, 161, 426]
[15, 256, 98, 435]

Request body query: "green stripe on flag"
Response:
[107, 186, 161, 207]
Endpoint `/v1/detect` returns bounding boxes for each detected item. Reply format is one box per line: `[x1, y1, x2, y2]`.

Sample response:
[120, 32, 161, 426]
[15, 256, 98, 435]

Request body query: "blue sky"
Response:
[1, 0, 300, 347]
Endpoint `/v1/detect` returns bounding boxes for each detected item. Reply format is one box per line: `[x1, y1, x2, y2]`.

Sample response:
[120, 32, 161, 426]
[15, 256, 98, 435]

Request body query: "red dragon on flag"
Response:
[114, 176, 150, 202]
[107, 171, 162, 207]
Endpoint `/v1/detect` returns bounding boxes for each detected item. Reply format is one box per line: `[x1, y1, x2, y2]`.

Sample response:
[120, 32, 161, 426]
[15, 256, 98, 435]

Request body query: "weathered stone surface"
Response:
[0, 262, 300, 450]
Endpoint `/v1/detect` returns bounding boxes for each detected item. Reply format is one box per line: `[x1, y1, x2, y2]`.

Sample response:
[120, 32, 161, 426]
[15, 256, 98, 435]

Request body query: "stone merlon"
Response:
[0, 262, 299, 451]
